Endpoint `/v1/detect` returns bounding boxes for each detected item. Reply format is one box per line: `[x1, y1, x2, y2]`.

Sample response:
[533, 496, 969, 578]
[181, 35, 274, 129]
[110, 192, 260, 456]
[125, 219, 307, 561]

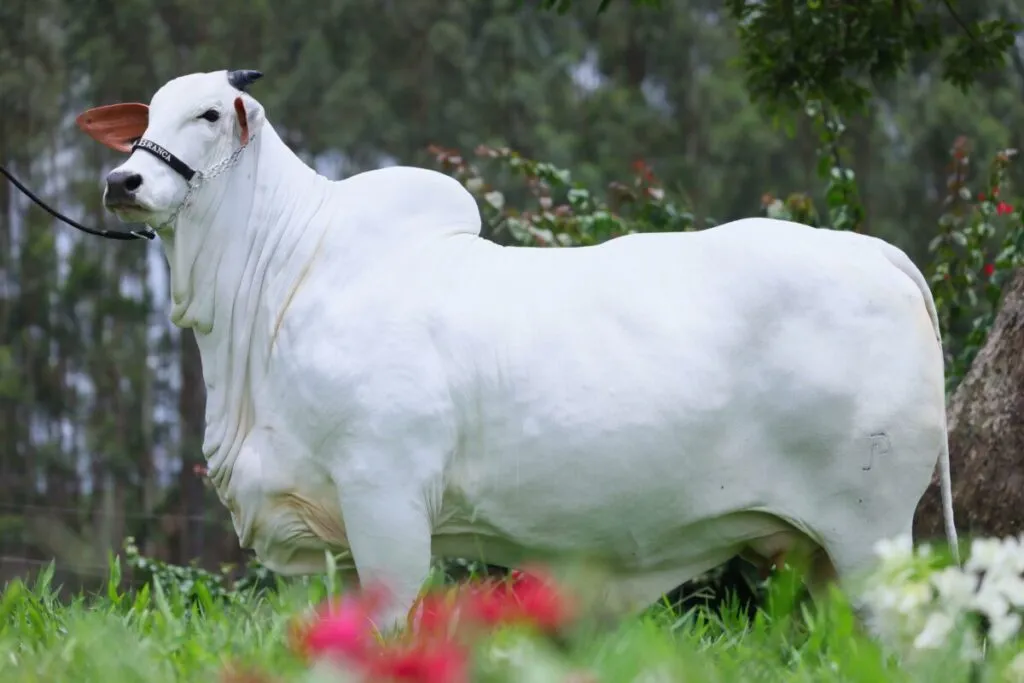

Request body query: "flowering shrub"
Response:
[927, 137, 1022, 389]
[427, 144, 711, 248]
[860, 534, 1024, 675]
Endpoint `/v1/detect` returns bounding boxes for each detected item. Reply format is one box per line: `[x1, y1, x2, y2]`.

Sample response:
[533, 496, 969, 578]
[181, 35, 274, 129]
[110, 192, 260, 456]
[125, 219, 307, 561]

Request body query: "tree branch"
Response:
[941, 0, 977, 42]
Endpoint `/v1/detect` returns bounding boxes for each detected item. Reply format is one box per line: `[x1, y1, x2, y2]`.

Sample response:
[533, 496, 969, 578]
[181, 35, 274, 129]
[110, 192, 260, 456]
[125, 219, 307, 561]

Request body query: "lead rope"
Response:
[0, 163, 155, 241]
[1, 132, 257, 242]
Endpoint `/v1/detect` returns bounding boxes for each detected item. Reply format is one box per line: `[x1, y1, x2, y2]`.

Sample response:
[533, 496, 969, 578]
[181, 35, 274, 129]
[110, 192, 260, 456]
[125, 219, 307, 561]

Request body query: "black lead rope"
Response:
[0, 163, 156, 241]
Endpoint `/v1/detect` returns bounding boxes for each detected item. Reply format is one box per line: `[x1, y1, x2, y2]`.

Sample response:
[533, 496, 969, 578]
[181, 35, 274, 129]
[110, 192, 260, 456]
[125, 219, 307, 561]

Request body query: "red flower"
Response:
[984, 263, 996, 277]
[409, 591, 461, 638]
[461, 583, 508, 626]
[291, 569, 573, 683]
[369, 641, 469, 683]
[505, 569, 573, 631]
[997, 201, 1014, 216]
[978, 191, 986, 201]
[463, 568, 573, 633]
[293, 585, 475, 683]
[291, 588, 389, 664]
[631, 158, 656, 182]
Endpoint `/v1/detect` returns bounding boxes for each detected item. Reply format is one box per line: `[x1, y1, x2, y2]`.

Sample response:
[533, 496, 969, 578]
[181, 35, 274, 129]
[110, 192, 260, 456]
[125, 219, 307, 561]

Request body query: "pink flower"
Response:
[291, 587, 389, 664]
[463, 567, 573, 633]
[997, 201, 1014, 216]
[369, 641, 469, 683]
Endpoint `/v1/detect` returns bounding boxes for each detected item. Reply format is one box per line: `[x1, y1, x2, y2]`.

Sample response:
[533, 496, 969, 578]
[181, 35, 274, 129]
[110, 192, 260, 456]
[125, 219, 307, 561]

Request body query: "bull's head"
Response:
[76, 69, 266, 227]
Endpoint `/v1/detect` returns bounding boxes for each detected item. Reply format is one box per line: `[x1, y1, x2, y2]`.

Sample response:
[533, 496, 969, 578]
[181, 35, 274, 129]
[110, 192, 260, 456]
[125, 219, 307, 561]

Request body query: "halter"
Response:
[130, 133, 256, 230]
[0, 132, 255, 242]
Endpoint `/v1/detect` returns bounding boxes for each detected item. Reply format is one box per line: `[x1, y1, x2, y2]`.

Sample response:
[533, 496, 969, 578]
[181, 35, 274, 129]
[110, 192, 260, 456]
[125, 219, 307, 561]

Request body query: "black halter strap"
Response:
[132, 138, 196, 181]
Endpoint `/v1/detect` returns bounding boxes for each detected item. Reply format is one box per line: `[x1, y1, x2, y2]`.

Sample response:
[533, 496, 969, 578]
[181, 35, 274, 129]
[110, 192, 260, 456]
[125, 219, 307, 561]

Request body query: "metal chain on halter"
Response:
[159, 132, 259, 229]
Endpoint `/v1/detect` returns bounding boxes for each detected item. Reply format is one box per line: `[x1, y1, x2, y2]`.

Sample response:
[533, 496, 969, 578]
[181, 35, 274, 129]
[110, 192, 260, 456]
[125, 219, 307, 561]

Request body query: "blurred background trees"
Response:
[2, 0, 1023, 596]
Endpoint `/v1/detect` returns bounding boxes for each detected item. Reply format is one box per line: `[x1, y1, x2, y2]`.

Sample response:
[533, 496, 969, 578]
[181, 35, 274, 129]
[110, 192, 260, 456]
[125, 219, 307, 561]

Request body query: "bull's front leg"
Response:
[309, 349, 455, 634]
[329, 445, 442, 635]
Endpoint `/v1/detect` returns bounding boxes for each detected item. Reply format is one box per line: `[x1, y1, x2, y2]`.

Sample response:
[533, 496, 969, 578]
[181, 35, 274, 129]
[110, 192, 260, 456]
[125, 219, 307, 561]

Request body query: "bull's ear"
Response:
[75, 103, 149, 153]
[233, 94, 264, 147]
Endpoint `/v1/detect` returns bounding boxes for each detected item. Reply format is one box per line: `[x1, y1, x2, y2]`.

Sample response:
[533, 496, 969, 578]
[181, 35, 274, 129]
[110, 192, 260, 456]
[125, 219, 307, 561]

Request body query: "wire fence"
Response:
[0, 501, 217, 523]
[0, 502, 250, 597]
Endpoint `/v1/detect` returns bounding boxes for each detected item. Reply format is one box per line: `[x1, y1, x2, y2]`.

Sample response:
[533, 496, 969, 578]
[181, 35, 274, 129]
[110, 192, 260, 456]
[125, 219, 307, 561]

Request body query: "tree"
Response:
[537, 0, 1021, 118]
[914, 267, 1024, 542]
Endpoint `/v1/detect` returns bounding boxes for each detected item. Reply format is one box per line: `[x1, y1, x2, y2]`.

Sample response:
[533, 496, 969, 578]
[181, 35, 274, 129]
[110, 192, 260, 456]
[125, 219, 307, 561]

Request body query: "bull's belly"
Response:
[435, 402, 827, 563]
[430, 505, 804, 577]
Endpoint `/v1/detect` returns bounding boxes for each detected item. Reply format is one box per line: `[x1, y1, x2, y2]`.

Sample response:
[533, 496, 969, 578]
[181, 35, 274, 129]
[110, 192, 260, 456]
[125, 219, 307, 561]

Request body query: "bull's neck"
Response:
[159, 124, 331, 501]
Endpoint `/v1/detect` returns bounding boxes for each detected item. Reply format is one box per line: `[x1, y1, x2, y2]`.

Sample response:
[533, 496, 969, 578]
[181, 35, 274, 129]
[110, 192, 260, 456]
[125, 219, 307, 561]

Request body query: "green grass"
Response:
[0, 557, 1017, 683]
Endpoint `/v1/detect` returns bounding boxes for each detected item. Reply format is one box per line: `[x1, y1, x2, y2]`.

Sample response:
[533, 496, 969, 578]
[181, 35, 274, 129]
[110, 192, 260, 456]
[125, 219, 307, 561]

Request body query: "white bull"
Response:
[78, 69, 958, 631]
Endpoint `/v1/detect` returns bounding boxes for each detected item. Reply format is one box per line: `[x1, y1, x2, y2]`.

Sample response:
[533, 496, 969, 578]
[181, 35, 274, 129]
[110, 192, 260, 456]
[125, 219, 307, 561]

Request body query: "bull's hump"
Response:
[338, 166, 483, 239]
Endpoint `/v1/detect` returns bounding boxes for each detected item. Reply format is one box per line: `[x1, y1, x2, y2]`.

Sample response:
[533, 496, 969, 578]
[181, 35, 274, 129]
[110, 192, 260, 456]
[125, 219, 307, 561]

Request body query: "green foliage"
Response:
[760, 100, 866, 232]
[2, 537, 1023, 682]
[536, 0, 1020, 118]
[121, 537, 281, 605]
[723, 0, 1020, 117]
[429, 143, 712, 247]
[927, 140, 1022, 389]
[534, 0, 663, 13]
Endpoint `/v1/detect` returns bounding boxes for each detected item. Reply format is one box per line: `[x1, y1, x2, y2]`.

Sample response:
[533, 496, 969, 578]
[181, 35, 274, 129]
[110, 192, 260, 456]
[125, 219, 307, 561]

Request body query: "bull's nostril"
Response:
[104, 170, 145, 206]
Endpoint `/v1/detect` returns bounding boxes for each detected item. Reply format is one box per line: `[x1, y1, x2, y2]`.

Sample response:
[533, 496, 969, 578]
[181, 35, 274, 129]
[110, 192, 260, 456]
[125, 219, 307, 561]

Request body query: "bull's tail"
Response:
[879, 241, 961, 566]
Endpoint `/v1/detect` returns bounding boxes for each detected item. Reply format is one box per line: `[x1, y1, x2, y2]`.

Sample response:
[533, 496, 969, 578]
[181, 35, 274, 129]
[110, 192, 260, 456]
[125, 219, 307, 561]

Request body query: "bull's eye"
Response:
[199, 109, 220, 123]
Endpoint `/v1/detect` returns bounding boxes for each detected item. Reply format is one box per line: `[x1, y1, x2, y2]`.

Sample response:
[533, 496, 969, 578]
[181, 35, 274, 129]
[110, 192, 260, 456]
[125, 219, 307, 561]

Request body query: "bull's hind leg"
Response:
[598, 549, 742, 618]
[796, 511, 923, 642]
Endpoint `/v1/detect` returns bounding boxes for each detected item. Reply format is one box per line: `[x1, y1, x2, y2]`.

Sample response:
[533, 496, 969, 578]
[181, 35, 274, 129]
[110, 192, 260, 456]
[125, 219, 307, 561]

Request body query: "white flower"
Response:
[997, 574, 1024, 609]
[913, 612, 955, 650]
[966, 536, 1024, 580]
[973, 582, 1010, 623]
[874, 535, 914, 565]
[987, 610, 1021, 646]
[862, 584, 901, 612]
[896, 581, 934, 616]
[1008, 651, 1024, 682]
[930, 567, 977, 612]
[967, 538, 1004, 573]
[1001, 534, 1024, 575]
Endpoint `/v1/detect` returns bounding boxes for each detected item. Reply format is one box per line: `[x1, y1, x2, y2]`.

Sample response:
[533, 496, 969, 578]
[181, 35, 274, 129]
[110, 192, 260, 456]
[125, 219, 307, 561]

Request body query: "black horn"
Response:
[227, 69, 263, 91]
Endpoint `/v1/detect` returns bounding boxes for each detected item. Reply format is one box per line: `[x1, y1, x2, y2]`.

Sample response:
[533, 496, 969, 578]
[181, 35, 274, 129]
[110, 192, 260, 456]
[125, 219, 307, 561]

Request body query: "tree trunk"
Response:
[178, 328, 209, 565]
[914, 268, 1024, 543]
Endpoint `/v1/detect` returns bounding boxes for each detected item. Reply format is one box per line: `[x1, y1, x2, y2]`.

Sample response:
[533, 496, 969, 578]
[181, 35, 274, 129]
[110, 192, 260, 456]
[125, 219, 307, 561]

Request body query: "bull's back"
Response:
[433, 219, 943, 561]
